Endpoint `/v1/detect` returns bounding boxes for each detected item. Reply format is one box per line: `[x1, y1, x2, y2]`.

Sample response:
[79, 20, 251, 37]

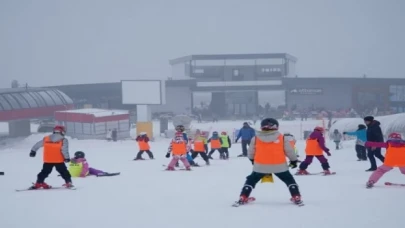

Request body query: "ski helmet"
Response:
[261, 118, 279, 131]
[358, 124, 366, 130]
[74, 151, 85, 159]
[314, 126, 324, 132]
[388, 132, 402, 140]
[53, 125, 66, 135]
[213, 131, 218, 135]
[221, 131, 227, 135]
[175, 125, 185, 132]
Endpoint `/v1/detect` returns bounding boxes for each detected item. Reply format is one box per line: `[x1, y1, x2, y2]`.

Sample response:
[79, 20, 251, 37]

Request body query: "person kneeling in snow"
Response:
[69, 151, 119, 177]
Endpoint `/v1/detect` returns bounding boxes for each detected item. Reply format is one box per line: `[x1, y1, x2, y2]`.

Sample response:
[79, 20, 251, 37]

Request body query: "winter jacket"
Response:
[236, 127, 256, 141]
[366, 120, 384, 142]
[345, 129, 367, 146]
[331, 132, 343, 142]
[308, 131, 329, 152]
[31, 133, 70, 160]
[69, 158, 89, 177]
[248, 131, 297, 174]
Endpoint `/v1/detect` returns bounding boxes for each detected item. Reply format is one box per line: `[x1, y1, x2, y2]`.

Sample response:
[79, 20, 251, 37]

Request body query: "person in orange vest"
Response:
[234, 118, 302, 206]
[296, 127, 332, 175]
[365, 132, 405, 188]
[284, 132, 299, 157]
[134, 132, 154, 160]
[165, 132, 191, 171]
[190, 130, 210, 166]
[28, 125, 73, 189]
[207, 131, 223, 159]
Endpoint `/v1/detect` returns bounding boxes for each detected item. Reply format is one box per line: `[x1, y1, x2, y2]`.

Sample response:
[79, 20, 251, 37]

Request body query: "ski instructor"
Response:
[235, 122, 256, 157]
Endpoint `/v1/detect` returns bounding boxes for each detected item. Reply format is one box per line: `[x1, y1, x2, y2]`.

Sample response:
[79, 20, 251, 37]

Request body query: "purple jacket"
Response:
[308, 131, 329, 152]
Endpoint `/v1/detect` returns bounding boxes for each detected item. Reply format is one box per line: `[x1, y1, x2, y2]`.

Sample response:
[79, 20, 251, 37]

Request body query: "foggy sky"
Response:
[0, 0, 404, 87]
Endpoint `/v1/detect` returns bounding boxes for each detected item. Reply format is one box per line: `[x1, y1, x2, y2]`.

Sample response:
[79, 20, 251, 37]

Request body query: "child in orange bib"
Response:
[365, 132, 405, 188]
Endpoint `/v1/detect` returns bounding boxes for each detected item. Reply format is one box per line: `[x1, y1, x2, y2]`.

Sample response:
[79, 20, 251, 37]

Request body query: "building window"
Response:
[261, 68, 270, 73]
[0, 95, 12, 110]
[389, 85, 405, 101]
[11, 93, 31, 108]
[2, 93, 21, 109]
[193, 68, 204, 74]
[233, 69, 239, 76]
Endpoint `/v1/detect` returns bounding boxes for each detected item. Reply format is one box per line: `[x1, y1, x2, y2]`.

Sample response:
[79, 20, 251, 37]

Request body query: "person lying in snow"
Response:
[68, 151, 120, 177]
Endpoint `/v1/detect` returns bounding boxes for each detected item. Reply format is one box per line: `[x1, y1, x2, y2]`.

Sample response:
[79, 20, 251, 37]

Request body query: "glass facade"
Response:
[389, 85, 405, 101]
[0, 89, 73, 110]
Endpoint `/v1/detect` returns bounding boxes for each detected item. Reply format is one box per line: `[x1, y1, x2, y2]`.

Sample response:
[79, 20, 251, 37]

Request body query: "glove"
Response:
[249, 159, 254, 165]
[343, 132, 347, 134]
[165, 153, 170, 158]
[235, 140, 238, 143]
[289, 160, 298, 169]
[64, 158, 71, 163]
[29, 150, 36, 157]
[325, 150, 331, 156]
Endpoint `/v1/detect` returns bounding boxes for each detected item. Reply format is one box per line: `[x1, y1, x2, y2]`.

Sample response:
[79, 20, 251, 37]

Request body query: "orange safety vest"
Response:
[210, 139, 221, 149]
[43, 136, 65, 163]
[254, 134, 286, 165]
[172, 141, 187, 155]
[305, 139, 323, 156]
[193, 140, 205, 152]
[138, 140, 150, 151]
[384, 144, 405, 167]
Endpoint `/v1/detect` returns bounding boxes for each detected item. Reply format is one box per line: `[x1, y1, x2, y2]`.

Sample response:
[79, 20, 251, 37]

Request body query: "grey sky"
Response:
[1, 0, 404, 87]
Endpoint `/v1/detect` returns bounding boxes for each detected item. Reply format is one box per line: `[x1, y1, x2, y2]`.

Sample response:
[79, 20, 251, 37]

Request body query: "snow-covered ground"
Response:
[1, 120, 404, 228]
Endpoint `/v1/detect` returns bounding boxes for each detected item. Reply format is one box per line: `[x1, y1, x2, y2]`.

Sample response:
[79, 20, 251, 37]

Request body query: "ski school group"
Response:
[14, 116, 405, 207]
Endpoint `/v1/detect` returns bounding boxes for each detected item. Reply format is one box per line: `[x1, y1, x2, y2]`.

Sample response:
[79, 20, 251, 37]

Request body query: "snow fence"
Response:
[329, 113, 405, 139]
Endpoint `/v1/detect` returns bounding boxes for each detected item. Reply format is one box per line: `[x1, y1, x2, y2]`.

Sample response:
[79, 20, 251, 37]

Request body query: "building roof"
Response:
[0, 87, 73, 111]
[169, 53, 298, 65]
[56, 108, 128, 117]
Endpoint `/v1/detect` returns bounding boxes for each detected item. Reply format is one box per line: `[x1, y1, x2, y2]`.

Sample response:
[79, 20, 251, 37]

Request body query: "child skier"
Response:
[69, 151, 119, 177]
[331, 129, 343, 150]
[28, 125, 73, 189]
[296, 127, 333, 175]
[343, 124, 367, 161]
[207, 131, 223, 159]
[365, 132, 405, 188]
[233, 118, 302, 206]
[174, 125, 199, 167]
[134, 132, 154, 160]
[165, 132, 191, 171]
[220, 131, 232, 159]
[190, 130, 210, 166]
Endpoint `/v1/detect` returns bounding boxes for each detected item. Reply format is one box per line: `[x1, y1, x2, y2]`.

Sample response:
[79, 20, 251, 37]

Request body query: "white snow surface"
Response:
[56, 108, 129, 117]
[330, 113, 405, 138]
[1, 120, 405, 228]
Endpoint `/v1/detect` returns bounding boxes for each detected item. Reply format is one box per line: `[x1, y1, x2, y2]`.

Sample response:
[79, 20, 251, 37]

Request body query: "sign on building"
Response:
[289, 88, 323, 95]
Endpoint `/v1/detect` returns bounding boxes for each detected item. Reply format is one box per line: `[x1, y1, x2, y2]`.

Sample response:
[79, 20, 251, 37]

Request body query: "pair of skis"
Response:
[232, 197, 304, 207]
[295, 171, 336, 176]
[16, 185, 77, 192]
[385, 182, 405, 187]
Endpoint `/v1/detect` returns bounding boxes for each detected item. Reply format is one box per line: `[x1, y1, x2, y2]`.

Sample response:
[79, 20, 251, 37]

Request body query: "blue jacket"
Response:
[345, 129, 367, 146]
[236, 127, 255, 141]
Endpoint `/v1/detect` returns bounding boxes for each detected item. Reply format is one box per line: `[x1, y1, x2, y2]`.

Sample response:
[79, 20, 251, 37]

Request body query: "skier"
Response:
[165, 132, 191, 171]
[331, 129, 343, 150]
[364, 116, 385, 171]
[28, 125, 74, 189]
[190, 130, 210, 166]
[69, 151, 119, 177]
[134, 132, 154, 160]
[365, 132, 405, 188]
[296, 127, 333, 175]
[343, 124, 367, 161]
[207, 131, 223, 159]
[284, 132, 299, 157]
[220, 131, 232, 159]
[234, 118, 302, 206]
[235, 122, 256, 157]
[174, 125, 199, 167]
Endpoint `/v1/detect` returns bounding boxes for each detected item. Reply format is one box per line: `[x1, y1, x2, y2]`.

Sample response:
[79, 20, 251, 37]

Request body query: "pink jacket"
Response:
[72, 158, 90, 177]
[365, 140, 405, 149]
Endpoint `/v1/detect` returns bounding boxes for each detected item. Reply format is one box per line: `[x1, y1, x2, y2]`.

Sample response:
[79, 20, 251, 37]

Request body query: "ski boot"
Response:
[133, 157, 145, 161]
[323, 170, 333, 175]
[366, 180, 375, 189]
[237, 154, 247, 157]
[205, 160, 210, 166]
[290, 195, 304, 206]
[184, 166, 192, 171]
[166, 166, 175, 171]
[232, 195, 256, 207]
[191, 162, 200, 167]
[30, 182, 51, 190]
[63, 182, 75, 189]
[295, 169, 310, 175]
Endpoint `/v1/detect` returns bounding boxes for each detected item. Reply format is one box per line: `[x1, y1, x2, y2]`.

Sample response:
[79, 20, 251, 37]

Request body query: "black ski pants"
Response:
[208, 148, 222, 158]
[240, 171, 300, 197]
[136, 150, 154, 159]
[241, 139, 251, 156]
[355, 145, 367, 160]
[221, 147, 229, 158]
[37, 163, 71, 183]
[367, 147, 385, 169]
[191, 151, 209, 161]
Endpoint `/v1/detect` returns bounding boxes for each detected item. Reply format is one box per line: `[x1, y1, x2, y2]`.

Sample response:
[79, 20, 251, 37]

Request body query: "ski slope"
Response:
[1, 120, 404, 228]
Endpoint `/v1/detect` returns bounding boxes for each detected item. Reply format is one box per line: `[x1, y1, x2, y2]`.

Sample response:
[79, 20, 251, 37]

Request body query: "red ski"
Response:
[385, 182, 405, 187]
[232, 197, 256, 207]
[16, 186, 77, 192]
